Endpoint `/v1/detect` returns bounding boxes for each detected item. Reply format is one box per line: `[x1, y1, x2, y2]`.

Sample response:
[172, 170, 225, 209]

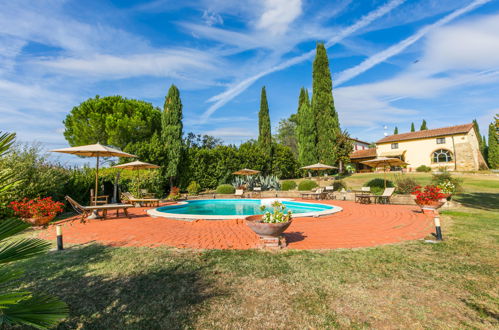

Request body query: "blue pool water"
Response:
[156, 199, 334, 216]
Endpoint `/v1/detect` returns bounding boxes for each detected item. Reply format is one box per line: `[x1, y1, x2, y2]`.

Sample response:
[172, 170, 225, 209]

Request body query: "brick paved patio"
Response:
[40, 200, 433, 250]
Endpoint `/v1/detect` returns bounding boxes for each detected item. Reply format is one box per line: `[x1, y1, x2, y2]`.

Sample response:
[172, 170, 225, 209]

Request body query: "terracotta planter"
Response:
[23, 215, 56, 226]
[245, 214, 292, 237]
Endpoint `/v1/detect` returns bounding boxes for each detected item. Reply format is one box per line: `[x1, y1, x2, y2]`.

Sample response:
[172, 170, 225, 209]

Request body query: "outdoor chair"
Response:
[234, 189, 245, 198]
[121, 192, 160, 207]
[374, 187, 395, 204]
[252, 186, 262, 198]
[66, 196, 134, 221]
[300, 188, 327, 200]
[324, 186, 336, 199]
[355, 187, 371, 203]
[140, 189, 156, 199]
[90, 189, 108, 206]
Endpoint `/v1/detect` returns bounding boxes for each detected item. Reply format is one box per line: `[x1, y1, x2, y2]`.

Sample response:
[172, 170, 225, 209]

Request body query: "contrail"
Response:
[336, 0, 493, 86]
[200, 0, 406, 121]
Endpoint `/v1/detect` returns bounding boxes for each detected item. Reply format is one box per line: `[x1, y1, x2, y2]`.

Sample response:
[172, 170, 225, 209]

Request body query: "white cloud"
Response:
[200, 0, 406, 120]
[36, 49, 222, 79]
[256, 0, 302, 35]
[336, 0, 493, 86]
[203, 127, 256, 138]
[202, 10, 224, 26]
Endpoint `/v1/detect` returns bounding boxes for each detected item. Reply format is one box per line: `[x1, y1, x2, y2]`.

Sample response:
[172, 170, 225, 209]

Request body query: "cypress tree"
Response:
[410, 122, 415, 132]
[162, 84, 183, 188]
[473, 119, 487, 156]
[420, 120, 428, 130]
[312, 43, 340, 164]
[258, 86, 272, 158]
[488, 122, 499, 168]
[297, 90, 317, 166]
[394, 126, 398, 134]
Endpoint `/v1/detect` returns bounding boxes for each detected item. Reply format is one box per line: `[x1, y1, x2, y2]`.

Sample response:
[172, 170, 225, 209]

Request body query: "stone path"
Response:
[39, 200, 433, 250]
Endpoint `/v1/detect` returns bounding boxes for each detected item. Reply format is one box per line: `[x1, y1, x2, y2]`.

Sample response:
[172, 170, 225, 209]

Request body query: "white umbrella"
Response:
[51, 143, 136, 205]
[113, 161, 160, 197]
[361, 157, 408, 188]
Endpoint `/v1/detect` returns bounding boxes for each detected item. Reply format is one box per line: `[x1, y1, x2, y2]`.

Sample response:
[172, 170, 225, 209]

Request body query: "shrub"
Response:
[298, 179, 318, 191]
[187, 181, 201, 195]
[281, 180, 297, 191]
[431, 170, 463, 193]
[167, 186, 181, 200]
[332, 180, 347, 191]
[395, 175, 418, 194]
[364, 178, 394, 189]
[9, 197, 64, 219]
[416, 165, 431, 172]
[216, 184, 235, 194]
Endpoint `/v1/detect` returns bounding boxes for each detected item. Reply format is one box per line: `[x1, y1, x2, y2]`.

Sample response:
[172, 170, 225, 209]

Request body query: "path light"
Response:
[434, 215, 443, 240]
[56, 225, 63, 250]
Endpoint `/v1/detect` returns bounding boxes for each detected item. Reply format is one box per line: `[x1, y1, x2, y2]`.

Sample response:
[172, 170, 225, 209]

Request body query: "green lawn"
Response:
[11, 175, 499, 328]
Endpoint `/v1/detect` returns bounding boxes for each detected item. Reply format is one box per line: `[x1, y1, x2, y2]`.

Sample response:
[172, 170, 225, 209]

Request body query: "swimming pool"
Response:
[147, 199, 342, 220]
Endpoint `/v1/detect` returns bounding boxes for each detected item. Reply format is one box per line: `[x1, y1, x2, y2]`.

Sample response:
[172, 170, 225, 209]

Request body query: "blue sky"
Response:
[1, 0, 498, 165]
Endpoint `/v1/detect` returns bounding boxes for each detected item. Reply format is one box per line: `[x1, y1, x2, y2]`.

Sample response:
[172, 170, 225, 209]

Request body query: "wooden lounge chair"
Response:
[355, 187, 371, 203]
[66, 196, 133, 221]
[252, 186, 262, 198]
[301, 188, 326, 200]
[234, 189, 245, 198]
[374, 187, 395, 204]
[140, 189, 156, 199]
[121, 192, 160, 207]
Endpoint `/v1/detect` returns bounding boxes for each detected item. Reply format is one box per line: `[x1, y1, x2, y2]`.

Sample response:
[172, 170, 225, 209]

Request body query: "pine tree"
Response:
[488, 122, 499, 169]
[420, 120, 428, 130]
[297, 90, 317, 166]
[298, 87, 308, 112]
[312, 43, 340, 164]
[410, 122, 415, 132]
[394, 126, 398, 134]
[162, 84, 183, 188]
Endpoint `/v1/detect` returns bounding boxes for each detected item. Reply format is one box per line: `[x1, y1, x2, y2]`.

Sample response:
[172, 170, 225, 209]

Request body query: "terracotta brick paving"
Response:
[39, 200, 433, 250]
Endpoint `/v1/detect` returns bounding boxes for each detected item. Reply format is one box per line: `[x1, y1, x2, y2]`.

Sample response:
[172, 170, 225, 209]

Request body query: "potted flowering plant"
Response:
[437, 180, 455, 200]
[245, 201, 292, 237]
[411, 185, 446, 210]
[9, 197, 64, 226]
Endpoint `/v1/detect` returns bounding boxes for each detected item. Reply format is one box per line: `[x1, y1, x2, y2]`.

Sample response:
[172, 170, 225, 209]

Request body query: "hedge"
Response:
[281, 180, 297, 191]
[298, 180, 318, 191]
[216, 184, 235, 194]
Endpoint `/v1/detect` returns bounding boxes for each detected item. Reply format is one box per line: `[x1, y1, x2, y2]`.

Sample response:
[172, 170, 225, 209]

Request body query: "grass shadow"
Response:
[454, 193, 499, 210]
[11, 244, 220, 329]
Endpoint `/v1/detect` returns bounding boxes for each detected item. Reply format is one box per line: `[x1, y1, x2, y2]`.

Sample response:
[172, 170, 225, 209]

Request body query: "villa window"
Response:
[391, 143, 399, 149]
[432, 149, 453, 163]
[436, 137, 446, 144]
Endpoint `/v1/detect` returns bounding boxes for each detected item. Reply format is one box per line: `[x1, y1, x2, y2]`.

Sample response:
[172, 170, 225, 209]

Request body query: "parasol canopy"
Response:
[113, 161, 160, 197]
[113, 160, 160, 170]
[51, 143, 136, 158]
[51, 143, 136, 207]
[300, 163, 337, 171]
[360, 157, 408, 188]
[233, 168, 261, 175]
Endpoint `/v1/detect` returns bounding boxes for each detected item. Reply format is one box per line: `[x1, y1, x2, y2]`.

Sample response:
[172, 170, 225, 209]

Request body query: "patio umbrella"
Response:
[360, 157, 408, 188]
[300, 163, 337, 180]
[51, 143, 136, 205]
[232, 168, 260, 175]
[113, 160, 160, 197]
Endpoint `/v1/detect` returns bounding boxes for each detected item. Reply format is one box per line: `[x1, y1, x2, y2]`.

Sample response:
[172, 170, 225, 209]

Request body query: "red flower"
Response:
[9, 197, 64, 219]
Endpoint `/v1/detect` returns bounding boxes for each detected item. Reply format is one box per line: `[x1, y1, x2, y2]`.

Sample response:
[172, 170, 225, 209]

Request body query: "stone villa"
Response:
[350, 123, 488, 172]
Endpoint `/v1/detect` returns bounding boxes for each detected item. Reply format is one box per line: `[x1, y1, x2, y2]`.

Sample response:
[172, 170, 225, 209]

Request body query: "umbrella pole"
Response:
[88, 155, 102, 219]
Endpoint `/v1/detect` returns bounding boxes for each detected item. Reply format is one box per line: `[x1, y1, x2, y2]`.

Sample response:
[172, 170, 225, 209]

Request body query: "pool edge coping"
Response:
[146, 198, 343, 221]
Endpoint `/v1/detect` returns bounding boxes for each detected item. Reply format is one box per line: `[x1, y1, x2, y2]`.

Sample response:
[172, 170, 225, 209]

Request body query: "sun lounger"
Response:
[234, 189, 245, 198]
[66, 196, 134, 221]
[121, 192, 160, 207]
[374, 187, 395, 204]
[301, 188, 326, 200]
[355, 187, 371, 203]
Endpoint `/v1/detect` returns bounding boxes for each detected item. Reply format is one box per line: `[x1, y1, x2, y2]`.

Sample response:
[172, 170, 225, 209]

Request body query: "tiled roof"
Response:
[349, 148, 377, 159]
[376, 123, 473, 144]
